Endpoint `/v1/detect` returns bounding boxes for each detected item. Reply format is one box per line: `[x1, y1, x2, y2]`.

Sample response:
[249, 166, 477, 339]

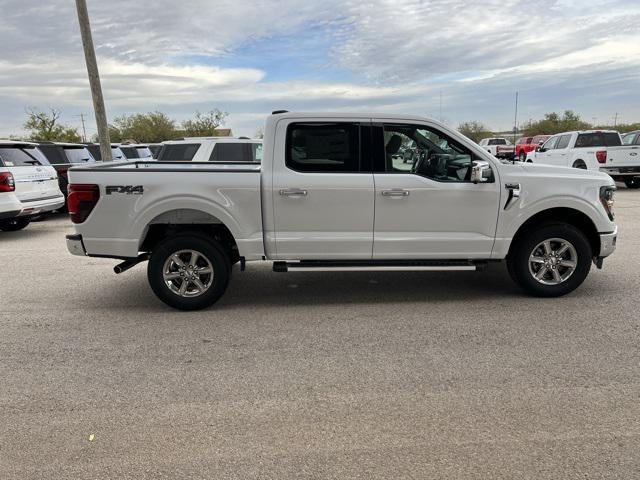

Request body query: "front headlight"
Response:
[599, 185, 615, 220]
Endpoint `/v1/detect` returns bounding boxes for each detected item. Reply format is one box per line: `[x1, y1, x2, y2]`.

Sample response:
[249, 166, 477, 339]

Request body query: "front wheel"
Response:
[507, 223, 592, 297]
[624, 177, 640, 189]
[0, 217, 30, 231]
[147, 234, 231, 310]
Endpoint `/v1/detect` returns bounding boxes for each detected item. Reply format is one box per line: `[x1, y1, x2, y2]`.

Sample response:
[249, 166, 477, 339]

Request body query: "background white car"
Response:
[157, 137, 262, 162]
[0, 141, 64, 231]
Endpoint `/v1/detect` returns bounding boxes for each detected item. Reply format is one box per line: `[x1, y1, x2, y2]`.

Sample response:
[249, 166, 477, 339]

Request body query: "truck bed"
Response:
[68, 161, 264, 259]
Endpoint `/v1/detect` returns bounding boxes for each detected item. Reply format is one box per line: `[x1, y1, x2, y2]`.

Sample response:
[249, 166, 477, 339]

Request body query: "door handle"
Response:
[381, 189, 410, 197]
[279, 188, 307, 197]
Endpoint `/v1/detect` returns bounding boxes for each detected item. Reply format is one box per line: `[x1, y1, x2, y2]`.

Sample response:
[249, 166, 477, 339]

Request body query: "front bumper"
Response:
[66, 234, 87, 256]
[599, 226, 617, 258]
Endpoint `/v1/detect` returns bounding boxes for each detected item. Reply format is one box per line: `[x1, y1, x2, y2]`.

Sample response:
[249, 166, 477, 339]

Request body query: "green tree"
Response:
[23, 108, 81, 142]
[182, 109, 228, 137]
[110, 111, 177, 143]
[457, 121, 494, 143]
[523, 110, 591, 136]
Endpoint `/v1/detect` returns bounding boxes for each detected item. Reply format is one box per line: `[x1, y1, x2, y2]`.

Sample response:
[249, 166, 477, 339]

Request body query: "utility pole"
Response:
[614, 112, 618, 128]
[75, 0, 111, 161]
[513, 91, 519, 145]
[79, 113, 87, 142]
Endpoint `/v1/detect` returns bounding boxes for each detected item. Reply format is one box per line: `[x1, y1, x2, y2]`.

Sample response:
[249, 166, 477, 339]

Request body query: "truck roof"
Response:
[0, 139, 38, 147]
[269, 111, 440, 123]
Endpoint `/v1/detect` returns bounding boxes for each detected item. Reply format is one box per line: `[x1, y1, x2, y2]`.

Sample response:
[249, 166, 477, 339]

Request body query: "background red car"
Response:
[515, 135, 551, 161]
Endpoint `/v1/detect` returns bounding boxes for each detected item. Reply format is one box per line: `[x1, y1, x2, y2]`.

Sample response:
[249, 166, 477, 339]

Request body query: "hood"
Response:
[517, 162, 614, 185]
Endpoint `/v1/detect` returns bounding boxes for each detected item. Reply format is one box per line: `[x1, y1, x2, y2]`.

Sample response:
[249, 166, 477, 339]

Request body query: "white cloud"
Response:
[0, 0, 639, 137]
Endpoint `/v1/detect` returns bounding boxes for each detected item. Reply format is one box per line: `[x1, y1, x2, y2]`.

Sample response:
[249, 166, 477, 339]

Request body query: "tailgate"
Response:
[10, 165, 60, 202]
[606, 146, 640, 168]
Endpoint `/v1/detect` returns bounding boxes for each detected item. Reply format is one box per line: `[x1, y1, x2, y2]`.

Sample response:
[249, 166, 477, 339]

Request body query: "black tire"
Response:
[518, 151, 526, 162]
[0, 217, 30, 231]
[507, 223, 592, 297]
[147, 234, 231, 310]
[572, 160, 587, 169]
[624, 177, 640, 189]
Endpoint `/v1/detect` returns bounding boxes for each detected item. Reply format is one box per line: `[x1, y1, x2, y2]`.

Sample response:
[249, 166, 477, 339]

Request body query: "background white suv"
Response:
[0, 141, 64, 231]
[157, 137, 262, 163]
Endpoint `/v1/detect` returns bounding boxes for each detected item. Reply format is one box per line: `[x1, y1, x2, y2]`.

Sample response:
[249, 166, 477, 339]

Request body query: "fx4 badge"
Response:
[106, 185, 144, 195]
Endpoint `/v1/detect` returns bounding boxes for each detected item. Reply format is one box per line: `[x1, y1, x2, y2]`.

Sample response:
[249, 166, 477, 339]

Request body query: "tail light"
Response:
[67, 184, 100, 223]
[596, 150, 607, 164]
[0, 172, 15, 192]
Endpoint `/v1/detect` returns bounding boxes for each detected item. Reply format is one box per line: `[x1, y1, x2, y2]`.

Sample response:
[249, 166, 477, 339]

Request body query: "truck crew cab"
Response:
[66, 112, 617, 310]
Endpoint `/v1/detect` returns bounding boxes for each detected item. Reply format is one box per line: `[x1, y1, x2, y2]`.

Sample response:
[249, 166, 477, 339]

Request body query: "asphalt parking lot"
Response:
[1, 190, 639, 479]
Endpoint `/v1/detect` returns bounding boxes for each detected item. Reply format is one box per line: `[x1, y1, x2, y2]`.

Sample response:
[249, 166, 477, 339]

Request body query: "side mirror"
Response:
[471, 160, 492, 184]
[536, 146, 545, 152]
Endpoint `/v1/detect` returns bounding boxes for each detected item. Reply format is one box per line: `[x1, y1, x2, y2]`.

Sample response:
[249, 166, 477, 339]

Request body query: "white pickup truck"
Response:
[528, 130, 640, 188]
[66, 112, 618, 310]
[478, 137, 515, 160]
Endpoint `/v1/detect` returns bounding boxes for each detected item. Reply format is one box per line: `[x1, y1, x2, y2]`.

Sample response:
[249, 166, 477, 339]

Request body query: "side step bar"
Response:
[273, 260, 486, 273]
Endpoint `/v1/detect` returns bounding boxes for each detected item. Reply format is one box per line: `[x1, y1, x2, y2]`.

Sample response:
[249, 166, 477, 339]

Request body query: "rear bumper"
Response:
[600, 166, 640, 176]
[599, 226, 617, 258]
[16, 195, 65, 216]
[0, 209, 21, 220]
[66, 234, 87, 256]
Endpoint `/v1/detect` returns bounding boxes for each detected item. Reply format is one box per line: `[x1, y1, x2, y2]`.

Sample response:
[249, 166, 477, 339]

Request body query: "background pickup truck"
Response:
[66, 112, 618, 310]
[529, 130, 640, 188]
[478, 137, 515, 159]
[515, 135, 551, 162]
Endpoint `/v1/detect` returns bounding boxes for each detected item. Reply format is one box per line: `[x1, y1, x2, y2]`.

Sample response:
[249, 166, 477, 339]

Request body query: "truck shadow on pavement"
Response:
[103, 262, 534, 311]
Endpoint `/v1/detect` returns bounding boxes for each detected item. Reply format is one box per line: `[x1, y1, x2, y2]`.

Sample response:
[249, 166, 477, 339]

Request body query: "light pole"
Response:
[75, 0, 111, 161]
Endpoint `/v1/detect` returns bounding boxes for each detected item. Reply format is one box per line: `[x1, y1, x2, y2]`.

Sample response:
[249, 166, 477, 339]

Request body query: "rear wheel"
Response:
[0, 217, 30, 231]
[518, 151, 527, 162]
[624, 177, 640, 189]
[147, 234, 231, 310]
[507, 223, 592, 297]
[572, 160, 587, 169]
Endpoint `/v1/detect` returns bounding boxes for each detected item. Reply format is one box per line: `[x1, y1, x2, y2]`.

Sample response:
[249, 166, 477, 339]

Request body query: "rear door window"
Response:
[209, 143, 252, 162]
[575, 132, 622, 148]
[285, 123, 361, 172]
[158, 143, 200, 161]
[488, 139, 507, 145]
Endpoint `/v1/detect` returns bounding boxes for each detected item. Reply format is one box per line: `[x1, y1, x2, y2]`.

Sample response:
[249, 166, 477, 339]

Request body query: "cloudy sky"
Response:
[1, 0, 639, 138]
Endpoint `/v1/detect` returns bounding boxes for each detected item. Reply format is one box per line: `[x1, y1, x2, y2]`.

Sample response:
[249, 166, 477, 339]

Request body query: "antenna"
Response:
[513, 91, 519, 146]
